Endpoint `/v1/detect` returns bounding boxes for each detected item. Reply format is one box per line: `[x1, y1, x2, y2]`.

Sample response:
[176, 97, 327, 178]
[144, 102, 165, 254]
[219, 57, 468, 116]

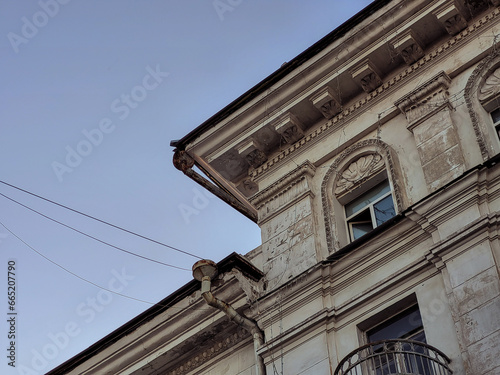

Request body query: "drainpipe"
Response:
[192, 260, 266, 375]
[173, 150, 257, 222]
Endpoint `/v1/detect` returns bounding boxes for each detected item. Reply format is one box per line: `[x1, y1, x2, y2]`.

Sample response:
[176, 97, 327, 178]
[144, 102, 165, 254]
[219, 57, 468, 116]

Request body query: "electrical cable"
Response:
[0, 192, 190, 271]
[0, 219, 212, 311]
[0, 219, 164, 305]
[0, 180, 202, 260]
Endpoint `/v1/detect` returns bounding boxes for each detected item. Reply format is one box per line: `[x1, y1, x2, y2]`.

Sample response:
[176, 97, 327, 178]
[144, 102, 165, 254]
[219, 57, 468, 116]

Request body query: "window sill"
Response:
[326, 214, 403, 262]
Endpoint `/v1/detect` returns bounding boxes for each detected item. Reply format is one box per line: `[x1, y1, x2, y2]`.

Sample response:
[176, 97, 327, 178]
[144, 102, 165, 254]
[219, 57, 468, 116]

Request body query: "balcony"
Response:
[334, 339, 452, 375]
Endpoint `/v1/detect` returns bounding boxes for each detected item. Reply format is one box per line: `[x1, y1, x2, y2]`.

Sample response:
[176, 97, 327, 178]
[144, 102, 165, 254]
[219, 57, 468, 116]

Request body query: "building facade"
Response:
[50, 0, 500, 374]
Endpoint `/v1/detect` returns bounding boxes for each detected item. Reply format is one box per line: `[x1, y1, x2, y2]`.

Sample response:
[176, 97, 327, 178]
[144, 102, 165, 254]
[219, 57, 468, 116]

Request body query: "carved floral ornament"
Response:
[478, 66, 500, 103]
[335, 153, 384, 196]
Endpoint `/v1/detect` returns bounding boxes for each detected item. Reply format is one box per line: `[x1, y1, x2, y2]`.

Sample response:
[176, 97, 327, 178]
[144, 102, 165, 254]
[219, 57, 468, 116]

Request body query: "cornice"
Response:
[427, 212, 500, 263]
[258, 309, 330, 357]
[250, 161, 316, 207]
[329, 223, 430, 295]
[259, 287, 325, 331]
[250, 7, 500, 181]
[394, 71, 452, 130]
[252, 264, 324, 323]
[410, 169, 484, 227]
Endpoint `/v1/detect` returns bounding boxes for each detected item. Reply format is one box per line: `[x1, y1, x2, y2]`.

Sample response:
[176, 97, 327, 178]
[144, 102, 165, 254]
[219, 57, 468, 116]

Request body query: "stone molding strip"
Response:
[464, 47, 500, 161]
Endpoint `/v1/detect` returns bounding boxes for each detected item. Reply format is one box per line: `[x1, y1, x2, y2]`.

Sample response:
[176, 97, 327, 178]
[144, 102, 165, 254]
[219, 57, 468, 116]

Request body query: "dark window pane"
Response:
[348, 209, 373, 240]
[373, 195, 396, 226]
[491, 107, 500, 124]
[408, 329, 426, 343]
[345, 180, 391, 217]
[351, 221, 373, 240]
[367, 305, 424, 343]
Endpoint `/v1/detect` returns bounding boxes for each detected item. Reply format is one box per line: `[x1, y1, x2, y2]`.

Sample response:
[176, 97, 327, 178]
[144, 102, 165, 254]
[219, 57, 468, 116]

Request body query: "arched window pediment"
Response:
[321, 139, 404, 252]
[465, 50, 500, 160]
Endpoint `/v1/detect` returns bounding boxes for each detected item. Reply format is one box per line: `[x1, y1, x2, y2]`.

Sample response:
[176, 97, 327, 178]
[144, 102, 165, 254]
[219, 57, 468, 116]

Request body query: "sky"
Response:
[0, 1, 373, 373]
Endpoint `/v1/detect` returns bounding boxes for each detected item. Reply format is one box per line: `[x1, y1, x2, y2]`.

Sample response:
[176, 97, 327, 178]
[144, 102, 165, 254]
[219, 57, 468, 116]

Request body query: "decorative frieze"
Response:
[167, 330, 248, 375]
[274, 112, 304, 144]
[243, 8, 498, 184]
[391, 30, 425, 65]
[434, 3, 467, 36]
[351, 60, 383, 93]
[310, 86, 341, 118]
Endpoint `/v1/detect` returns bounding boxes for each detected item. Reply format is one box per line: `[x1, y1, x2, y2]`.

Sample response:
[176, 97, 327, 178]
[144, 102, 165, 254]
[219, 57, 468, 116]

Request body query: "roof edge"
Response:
[47, 252, 263, 374]
[170, 0, 394, 151]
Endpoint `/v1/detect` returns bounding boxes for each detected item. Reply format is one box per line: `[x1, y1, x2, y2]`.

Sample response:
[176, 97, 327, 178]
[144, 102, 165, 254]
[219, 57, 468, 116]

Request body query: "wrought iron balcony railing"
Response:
[334, 339, 452, 375]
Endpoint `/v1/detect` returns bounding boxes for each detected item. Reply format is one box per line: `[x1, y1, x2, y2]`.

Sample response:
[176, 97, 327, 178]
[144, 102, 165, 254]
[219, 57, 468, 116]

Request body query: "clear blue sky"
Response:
[0, 1, 372, 373]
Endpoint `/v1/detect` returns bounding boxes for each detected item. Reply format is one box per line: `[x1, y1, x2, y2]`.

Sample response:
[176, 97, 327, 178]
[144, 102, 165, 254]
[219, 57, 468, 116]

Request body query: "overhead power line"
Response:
[0, 219, 156, 303]
[0, 219, 211, 310]
[0, 192, 190, 271]
[0, 180, 202, 260]
[0, 220, 184, 305]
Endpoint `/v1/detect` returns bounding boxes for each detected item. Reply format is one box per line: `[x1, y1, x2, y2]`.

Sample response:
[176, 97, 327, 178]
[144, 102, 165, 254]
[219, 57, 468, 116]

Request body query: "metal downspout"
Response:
[193, 261, 266, 375]
[200, 278, 266, 375]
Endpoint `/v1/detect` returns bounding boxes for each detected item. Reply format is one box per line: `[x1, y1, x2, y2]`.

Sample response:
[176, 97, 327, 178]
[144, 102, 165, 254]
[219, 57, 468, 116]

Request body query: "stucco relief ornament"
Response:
[400, 43, 424, 65]
[464, 0, 489, 10]
[282, 124, 303, 144]
[320, 100, 340, 119]
[443, 14, 467, 36]
[245, 149, 267, 168]
[335, 154, 383, 195]
[478, 67, 500, 103]
[360, 73, 382, 93]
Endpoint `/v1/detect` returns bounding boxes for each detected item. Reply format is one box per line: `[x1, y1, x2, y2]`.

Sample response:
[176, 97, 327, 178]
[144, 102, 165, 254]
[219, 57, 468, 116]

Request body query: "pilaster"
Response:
[396, 71, 466, 191]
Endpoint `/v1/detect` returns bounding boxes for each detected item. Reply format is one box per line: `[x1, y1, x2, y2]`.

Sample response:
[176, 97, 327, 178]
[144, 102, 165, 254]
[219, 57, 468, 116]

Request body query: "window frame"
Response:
[340, 172, 396, 242]
[366, 304, 426, 344]
[490, 107, 500, 140]
[357, 298, 429, 375]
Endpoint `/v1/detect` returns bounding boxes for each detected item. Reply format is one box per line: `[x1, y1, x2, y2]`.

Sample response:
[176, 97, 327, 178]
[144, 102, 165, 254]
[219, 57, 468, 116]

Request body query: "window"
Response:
[344, 179, 396, 241]
[323, 143, 406, 252]
[366, 304, 426, 343]
[491, 107, 500, 140]
[365, 305, 430, 375]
